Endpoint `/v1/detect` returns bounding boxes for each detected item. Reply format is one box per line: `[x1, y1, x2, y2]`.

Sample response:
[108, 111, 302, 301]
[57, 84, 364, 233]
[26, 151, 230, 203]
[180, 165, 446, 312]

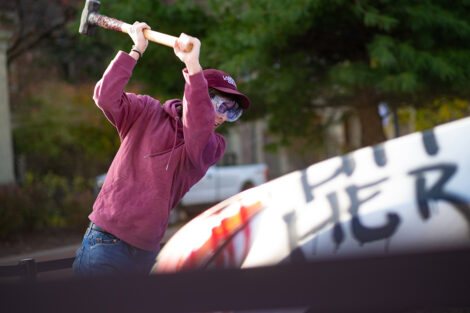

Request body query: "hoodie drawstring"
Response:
[166, 117, 179, 171]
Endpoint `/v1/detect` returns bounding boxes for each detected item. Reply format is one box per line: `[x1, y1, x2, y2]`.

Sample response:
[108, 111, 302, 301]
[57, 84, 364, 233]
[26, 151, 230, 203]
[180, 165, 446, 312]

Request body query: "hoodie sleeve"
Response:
[93, 51, 148, 140]
[181, 69, 226, 169]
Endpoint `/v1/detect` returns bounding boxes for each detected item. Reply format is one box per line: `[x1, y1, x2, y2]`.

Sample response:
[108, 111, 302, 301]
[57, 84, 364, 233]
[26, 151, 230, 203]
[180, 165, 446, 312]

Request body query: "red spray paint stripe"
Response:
[180, 201, 265, 270]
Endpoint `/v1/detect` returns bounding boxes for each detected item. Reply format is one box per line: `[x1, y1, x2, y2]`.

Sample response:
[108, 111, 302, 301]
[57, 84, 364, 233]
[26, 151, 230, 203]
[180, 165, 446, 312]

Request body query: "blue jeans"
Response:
[72, 226, 158, 277]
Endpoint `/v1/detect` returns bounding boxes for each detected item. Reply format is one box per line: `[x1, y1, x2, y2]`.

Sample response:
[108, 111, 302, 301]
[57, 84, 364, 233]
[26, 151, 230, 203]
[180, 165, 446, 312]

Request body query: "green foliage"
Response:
[36, 0, 470, 151]
[0, 173, 94, 240]
[57, 0, 470, 150]
[196, 0, 470, 146]
[13, 81, 120, 178]
[414, 98, 470, 131]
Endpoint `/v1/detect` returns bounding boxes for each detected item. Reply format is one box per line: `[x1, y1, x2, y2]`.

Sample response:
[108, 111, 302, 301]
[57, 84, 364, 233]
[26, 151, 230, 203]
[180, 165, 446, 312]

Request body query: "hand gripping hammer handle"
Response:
[88, 13, 177, 48]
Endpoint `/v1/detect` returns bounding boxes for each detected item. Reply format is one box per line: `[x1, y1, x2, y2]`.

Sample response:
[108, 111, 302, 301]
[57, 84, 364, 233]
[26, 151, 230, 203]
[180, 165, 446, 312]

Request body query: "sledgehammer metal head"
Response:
[79, 0, 101, 36]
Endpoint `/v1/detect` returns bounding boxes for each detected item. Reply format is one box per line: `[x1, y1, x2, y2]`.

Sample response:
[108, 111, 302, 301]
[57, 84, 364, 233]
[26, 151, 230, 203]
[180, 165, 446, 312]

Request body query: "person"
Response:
[72, 21, 250, 276]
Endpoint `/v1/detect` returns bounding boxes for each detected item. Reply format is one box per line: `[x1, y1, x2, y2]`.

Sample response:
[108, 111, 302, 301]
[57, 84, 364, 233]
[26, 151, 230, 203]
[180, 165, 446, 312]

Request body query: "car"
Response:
[153, 116, 470, 274]
[178, 163, 268, 214]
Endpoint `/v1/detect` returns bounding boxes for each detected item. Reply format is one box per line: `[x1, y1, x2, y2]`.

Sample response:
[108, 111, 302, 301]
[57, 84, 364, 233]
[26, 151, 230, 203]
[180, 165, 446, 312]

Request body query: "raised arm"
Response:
[174, 34, 226, 168]
[93, 22, 152, 139]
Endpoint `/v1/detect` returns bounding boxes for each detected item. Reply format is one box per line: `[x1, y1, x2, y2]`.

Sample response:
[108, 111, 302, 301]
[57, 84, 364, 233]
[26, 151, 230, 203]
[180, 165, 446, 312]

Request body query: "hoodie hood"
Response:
[163, 99, 183, 119]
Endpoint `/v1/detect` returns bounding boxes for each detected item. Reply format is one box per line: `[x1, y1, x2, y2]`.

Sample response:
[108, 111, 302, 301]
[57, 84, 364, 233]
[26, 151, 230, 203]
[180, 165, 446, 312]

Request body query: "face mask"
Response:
[209, 91, 243, 122]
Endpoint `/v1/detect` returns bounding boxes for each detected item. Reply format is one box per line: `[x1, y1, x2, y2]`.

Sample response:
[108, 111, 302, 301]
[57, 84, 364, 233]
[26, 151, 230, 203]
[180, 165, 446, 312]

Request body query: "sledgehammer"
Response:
[79, 0, 179, 49]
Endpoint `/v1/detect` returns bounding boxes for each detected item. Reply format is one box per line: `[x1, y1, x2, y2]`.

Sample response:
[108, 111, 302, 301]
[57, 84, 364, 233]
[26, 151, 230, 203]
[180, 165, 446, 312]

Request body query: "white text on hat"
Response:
[223, 76, 237, 88]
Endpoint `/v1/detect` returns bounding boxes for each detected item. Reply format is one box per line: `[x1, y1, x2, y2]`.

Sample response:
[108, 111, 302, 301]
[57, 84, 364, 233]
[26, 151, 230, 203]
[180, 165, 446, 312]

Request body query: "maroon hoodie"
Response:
[89, 51, 226, 251]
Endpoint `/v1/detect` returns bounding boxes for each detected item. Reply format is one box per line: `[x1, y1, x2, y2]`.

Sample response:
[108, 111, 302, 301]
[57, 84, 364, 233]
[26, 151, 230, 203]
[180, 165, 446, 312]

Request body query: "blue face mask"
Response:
[209, 91, 243, 122]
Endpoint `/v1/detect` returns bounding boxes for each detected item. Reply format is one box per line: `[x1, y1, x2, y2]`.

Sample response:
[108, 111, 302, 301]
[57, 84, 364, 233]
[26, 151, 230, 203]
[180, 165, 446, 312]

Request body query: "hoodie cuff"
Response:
[183, 68, 208, 91]
[114, 51, 138, 70]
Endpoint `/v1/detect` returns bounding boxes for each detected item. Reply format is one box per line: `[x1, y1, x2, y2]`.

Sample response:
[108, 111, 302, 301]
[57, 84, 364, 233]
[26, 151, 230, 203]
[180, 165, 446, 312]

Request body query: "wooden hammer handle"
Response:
[120, 23, 177, 48]
[90, 13, 177, 48]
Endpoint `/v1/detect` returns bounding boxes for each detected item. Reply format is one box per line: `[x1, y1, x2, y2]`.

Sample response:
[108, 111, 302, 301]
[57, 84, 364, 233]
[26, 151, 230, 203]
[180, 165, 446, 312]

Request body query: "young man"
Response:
[73, 22, 250, 276]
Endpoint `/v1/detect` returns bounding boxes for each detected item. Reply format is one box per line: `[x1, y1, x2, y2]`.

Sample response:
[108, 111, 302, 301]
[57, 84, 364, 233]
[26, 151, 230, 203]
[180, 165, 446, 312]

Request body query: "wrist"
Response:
[129, 50, 140, 61]
[133, 44, 146, 53]
[186, 62, 202, 75]
[130, 45, 143, 61]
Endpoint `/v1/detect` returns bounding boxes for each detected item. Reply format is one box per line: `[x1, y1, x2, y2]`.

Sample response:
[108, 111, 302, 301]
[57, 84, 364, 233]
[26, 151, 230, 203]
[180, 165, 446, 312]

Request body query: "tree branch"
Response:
[7, 0, 25, 57]
[7, 19, 67, 65]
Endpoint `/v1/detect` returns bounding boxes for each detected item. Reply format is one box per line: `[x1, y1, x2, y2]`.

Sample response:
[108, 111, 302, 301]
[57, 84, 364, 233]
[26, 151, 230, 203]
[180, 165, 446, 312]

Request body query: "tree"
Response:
[1, 0, 118, 180]
[13, 81, 120, 178]
[8, 0, 470, 161]
[202, 0, 470, 147]
[1, 0, 77, 64]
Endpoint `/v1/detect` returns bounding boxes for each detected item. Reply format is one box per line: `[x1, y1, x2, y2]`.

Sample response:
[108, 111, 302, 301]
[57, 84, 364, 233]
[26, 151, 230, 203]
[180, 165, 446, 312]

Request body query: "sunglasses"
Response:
[209, 91, 243, 122]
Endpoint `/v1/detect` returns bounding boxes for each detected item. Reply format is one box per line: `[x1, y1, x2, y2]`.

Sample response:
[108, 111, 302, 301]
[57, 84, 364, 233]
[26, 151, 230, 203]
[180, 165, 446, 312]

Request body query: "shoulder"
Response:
[131, 94, 165, 110]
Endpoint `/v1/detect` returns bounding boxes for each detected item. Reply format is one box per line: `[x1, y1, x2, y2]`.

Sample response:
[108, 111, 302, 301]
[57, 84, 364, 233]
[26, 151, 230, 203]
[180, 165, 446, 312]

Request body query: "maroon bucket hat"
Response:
[203, 69, 251, 109]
